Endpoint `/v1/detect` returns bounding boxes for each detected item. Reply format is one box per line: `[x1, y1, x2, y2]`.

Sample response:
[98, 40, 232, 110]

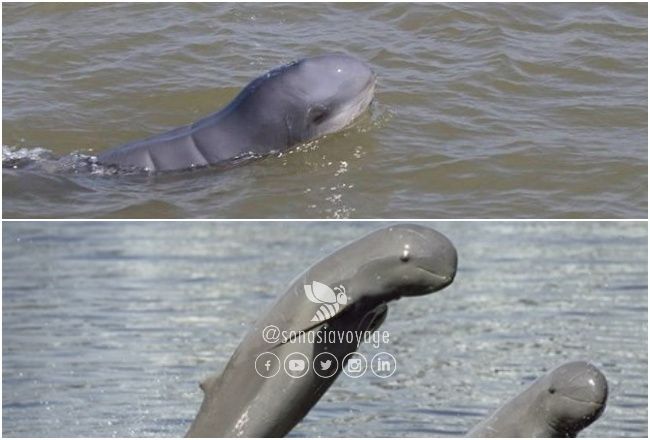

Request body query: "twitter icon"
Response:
[313, 352, 338, 378]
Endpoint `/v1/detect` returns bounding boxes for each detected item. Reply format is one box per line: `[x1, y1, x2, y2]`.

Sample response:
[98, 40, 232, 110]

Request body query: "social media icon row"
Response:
[254, 351, 396, 379]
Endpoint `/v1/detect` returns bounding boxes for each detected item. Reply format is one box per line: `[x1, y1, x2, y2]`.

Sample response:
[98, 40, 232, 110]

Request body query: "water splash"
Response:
[2, 145, 56, 169]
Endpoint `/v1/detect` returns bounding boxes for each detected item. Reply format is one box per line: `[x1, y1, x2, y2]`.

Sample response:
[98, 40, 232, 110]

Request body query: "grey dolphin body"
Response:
[467, 361, 608, 437]
[186, 224, 457, 437]
[97, 54, 375, 172]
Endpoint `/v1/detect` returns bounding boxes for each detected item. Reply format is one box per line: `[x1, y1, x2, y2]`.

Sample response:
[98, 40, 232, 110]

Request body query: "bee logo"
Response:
[304, 281, 348, 322]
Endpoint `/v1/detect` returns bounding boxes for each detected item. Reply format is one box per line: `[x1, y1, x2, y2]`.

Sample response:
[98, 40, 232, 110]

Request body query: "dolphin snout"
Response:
[575, 368, 608, 405]
[556, 361, 608, 405]
[420, 235, 458, 285]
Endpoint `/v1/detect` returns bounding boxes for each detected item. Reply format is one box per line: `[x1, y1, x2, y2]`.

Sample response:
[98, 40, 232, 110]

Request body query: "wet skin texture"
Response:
[467, 361, 608, 438]
[97, 53, 375, 172]
[186, 224, 457, 437]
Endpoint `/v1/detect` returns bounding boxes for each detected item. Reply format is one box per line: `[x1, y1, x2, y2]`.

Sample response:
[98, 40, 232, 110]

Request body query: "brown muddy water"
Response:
[2, 3, 648, 218]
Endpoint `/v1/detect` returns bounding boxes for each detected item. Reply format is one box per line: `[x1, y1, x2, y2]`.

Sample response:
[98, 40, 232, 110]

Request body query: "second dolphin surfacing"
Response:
[468, 361, 608, 437]
[186, 224, 458, 437]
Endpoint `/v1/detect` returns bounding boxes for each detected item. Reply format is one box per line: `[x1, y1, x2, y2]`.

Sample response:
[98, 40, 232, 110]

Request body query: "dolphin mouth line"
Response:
[352, 74, 375, 105]
[365, 78, 376, 100]
[558, 394, 605, 406]
[416, 265, 454, 285]
[358, 78, 375, 103]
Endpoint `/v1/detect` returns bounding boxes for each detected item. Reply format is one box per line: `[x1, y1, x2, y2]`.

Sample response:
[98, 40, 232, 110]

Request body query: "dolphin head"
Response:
[539, 361, 608, 436]
[277, 53, 376, 141]
[347, 224, 458, 304]
[298, 224, 457, 334]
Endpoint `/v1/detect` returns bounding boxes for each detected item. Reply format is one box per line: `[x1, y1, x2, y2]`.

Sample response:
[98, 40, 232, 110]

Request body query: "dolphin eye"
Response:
[549, 387, 556, 394]
[309, 106, 329, 124]
[313, 113, 326, 123]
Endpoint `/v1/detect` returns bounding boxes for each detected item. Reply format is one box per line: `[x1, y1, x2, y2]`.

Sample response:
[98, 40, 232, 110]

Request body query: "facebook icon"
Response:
[255, 352, 280, 378]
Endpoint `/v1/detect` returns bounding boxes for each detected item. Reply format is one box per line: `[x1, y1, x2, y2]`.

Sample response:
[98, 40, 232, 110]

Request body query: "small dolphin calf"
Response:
[467, 361, 608, 438]
[98, 53, 375, 172]
[186, 224, 457, 437]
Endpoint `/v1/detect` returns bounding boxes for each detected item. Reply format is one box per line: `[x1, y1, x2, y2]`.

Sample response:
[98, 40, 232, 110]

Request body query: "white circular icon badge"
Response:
[342, 352, 367, 378]
[255, 352, 280, 378]
[371, 352, 397, 378]
[313, 352, 338, 379]
[284, 352, 310, 378]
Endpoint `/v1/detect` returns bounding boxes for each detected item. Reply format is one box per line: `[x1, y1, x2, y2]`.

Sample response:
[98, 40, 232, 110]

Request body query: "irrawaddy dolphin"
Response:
[97, 53, 375, 172]
[467, 361, 608, 438]
[186, 224, 458, 437]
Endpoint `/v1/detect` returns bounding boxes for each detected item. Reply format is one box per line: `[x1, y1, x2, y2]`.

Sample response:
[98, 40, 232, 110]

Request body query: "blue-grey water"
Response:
[2, 221, 647, 437]
[2, 2, 648, 219]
